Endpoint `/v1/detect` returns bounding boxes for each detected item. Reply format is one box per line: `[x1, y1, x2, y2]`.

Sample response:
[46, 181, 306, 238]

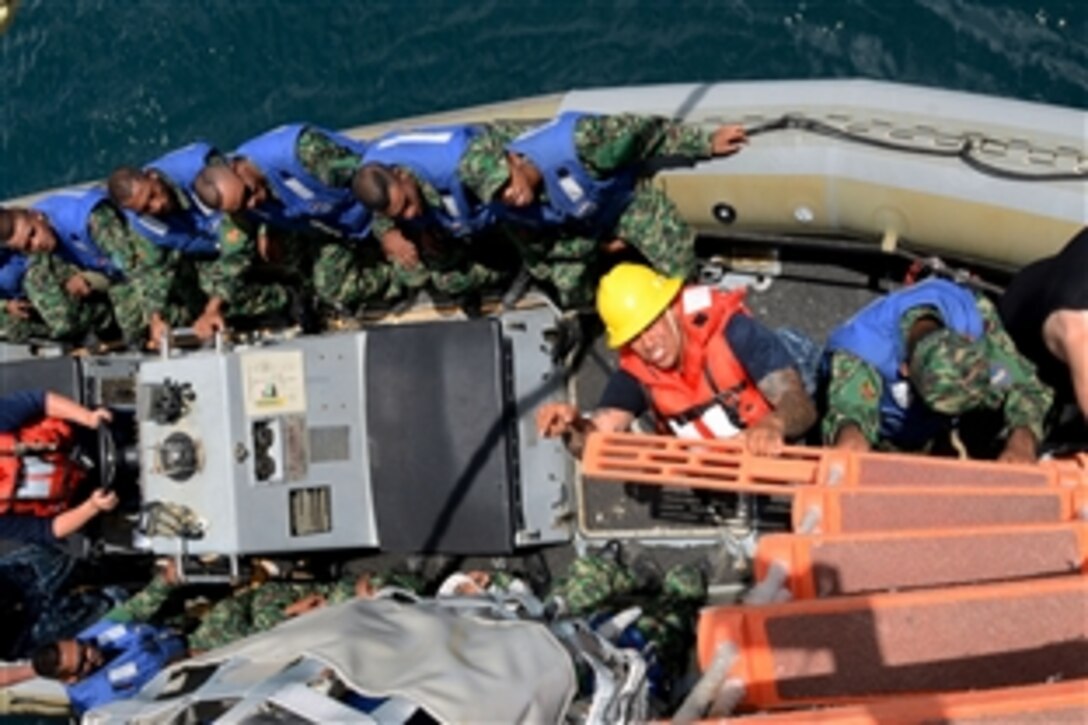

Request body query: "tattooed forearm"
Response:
[757, 368, 818, 438]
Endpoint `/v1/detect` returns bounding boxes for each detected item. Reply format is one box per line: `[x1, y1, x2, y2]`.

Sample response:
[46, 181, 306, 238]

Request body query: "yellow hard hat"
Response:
[597, 263, 683, 348]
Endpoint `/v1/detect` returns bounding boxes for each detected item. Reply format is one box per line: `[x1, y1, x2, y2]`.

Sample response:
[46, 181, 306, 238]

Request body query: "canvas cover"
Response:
[85, 596, 577, 724]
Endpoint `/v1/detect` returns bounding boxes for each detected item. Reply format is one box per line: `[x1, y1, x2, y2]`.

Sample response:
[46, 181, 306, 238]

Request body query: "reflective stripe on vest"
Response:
[0, 418, 81, 516]
[506, 111, 636, 234]
[32, 189, 124, 277]
[619, 285, 772, 440]
[235, 124, 371, 238]
[363, 124, 491, 237]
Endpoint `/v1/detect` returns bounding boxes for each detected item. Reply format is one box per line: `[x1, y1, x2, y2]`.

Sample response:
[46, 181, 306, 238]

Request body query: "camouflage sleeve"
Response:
[297, 128, 363, 188]
[322, 577, 358, 606]
[370, 214, 397, 240]
[195, 216, 260, 304]
[574, 114, 714, 175]
[89, 205, 174, 317]
[822, 351, 885, 444]
[976, 296, 1054, 441]
[22, 256, 85, 339]
[104, 574, 177, 624]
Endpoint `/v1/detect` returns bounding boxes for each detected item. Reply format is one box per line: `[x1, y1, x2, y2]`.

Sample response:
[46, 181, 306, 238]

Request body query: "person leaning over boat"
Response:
[351, 122, 517, 302]
[536, 263, 818, 457]
[999, 227, 1088, 443]
[0, 389, 118, 545]
[107, 143, 296, 339]
[460, 112, 747, 291]
[823, 278, 1053, 464]
[0, 190, 204, 348]
[21, 559, 187, 717]
[193, 124, 392, 316]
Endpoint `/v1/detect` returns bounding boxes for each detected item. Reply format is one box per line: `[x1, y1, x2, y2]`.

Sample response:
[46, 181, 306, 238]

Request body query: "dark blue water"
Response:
[1, 0, 1084, 200]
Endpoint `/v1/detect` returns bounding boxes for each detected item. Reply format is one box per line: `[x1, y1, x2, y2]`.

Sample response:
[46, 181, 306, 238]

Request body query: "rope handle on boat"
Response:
[744, 114, 1087, 183]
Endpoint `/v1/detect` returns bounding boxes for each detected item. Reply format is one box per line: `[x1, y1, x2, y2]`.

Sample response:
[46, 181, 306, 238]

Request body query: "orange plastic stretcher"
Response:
[581, 432, 1088, 494]
[754, 522, 1088, 599]
[696, 575, 1088, 710]
[710, 679, 1088, 724]
[791, 485, 1087, 534]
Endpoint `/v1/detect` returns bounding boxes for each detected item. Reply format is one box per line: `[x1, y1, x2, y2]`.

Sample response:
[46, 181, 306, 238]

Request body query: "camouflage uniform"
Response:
[548, 553, 706, 687]
[368, 124, 527, 300]
[187, 572, 422, 651]
[102, 573, 176, 624]
[295, 128, 391, 311]
[460, 114, 719, 303]
[23, 205, 205, 344]
[0, 301, 53, 342]
[21, 255, 119, 343]
[196, 214, 295, 323]
[823, 296, 1054, 449]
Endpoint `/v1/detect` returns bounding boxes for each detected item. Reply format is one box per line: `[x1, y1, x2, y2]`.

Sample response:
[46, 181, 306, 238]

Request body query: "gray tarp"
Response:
[86, 597, 577, 724]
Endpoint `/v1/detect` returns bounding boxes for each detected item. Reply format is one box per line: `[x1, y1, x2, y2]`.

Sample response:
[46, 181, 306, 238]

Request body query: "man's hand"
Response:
[600, 238, 629, 255]
[710, 125, 748, 156]
[380, 230, 420, 269]
[87, 488, 119, 513]
[833, 424, 872, 453]
[158, 558, 181, 586]
[742, 414, 785, 456]
[536, 403, 582, 438]
[283, 594, 327, 618]
[64, 273, 93, 299]
[84, 407, 113, 429]
[4, 299, 32, 319]
[147, 312, 170, 351]
[193, 309, 227, 341]
[998, 427, 1038, 465]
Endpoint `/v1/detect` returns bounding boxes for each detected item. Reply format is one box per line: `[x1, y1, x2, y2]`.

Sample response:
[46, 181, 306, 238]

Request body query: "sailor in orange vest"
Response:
[1, 390, 118, 544]
[537, 263, 817, 456]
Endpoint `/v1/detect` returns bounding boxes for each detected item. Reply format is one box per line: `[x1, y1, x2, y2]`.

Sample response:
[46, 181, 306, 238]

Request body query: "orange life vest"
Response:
[0, 417, 83, 516]
[619, 285, 772, 440]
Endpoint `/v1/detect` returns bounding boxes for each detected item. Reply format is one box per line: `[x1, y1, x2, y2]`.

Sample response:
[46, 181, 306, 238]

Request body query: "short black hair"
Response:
[31, 643, 62, 678]
[352, 163, 394, 213]
[0, 207, 14, 244]
[106, 165, 145, 205]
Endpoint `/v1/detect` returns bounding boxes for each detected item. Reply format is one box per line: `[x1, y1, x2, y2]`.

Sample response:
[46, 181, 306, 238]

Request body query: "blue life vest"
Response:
[825, 279, 984, 447]
[235, 123, 371, 239]
[66, 619, 186, 715]
[126, 141, 222, 257]
[505, 111, 636, 236]
[0, 251, 28, 299]
[363, 124, 492, 238]
[31, 189, 123, 278]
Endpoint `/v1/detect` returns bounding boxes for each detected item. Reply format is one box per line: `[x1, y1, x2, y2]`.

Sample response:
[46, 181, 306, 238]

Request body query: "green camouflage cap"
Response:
[908, 328, 994, 414]
[458, 130, 513, 202]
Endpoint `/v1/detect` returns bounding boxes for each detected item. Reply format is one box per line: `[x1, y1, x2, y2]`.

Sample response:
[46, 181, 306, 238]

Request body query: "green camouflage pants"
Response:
[548, 553, 707, 677]
[389, 240, 509, 300]
[312, 240, 392, 313]
[0, 304, 53, 342]
[22, 257, 118, 343]
[188, 572, 423, 651]
[613, 185, 696, 280]
[503, 227, 599, 308]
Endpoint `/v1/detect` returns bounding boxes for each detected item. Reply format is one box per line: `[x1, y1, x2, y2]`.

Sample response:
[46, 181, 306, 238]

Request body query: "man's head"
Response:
[498, 152, 543, 207]
[908, 328, 995, 415]
[0, 207, 58, 255]
[107, 166, 177, 217]
[352, 163, 424, 221]
[194, 159, 268, 214]
[597, 263, 684, 369]
[462, 150, 542, 208]
[32, 640, 105, 683]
